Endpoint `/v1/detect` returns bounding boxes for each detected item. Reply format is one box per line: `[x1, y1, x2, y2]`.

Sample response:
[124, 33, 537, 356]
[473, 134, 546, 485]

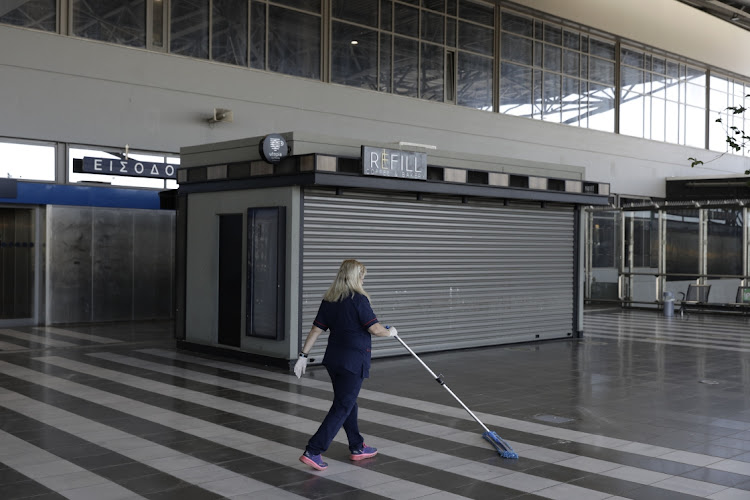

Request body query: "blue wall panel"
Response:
[0, 182, 161, 209]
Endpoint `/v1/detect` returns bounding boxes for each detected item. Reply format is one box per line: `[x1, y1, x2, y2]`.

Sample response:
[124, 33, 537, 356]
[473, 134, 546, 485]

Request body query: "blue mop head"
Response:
[482, 431, 518, 459]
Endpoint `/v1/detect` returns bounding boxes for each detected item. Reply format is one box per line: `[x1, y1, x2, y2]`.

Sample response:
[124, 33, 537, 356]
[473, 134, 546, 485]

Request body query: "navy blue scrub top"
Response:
[313, 293, 378, 378]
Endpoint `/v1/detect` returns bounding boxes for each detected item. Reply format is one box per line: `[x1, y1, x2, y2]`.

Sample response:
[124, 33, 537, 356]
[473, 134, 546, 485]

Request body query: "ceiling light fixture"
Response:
[351, 40, 359, 45]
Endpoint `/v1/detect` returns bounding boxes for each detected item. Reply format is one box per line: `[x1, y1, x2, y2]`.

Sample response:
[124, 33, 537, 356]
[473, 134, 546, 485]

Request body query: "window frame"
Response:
[1, 1, 748, 153]
[0, 138, 58, 183]
[329, 0, 495, 109]
[250, 0, 323, 79]
[498, 8, 617, 131]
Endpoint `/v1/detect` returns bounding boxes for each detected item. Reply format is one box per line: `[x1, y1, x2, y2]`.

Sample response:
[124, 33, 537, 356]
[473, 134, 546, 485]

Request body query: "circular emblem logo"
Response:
[260, 134, 289, 164]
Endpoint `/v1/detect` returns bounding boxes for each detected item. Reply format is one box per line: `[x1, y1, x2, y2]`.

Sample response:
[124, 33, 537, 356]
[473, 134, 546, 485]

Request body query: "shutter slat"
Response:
[302, 190, 575, 360]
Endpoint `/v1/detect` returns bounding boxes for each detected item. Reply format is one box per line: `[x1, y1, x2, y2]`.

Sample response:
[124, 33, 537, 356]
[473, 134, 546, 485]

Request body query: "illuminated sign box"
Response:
[361, 146, 427, 180]
[78, 157, 177, 179]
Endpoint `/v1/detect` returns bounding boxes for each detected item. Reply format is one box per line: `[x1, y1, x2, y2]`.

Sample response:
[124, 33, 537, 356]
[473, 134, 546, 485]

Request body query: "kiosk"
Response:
[175, 132, 610, 365]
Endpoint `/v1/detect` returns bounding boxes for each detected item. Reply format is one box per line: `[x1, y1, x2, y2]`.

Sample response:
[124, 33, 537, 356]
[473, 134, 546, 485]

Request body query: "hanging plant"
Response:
[689, 94, 750, 174]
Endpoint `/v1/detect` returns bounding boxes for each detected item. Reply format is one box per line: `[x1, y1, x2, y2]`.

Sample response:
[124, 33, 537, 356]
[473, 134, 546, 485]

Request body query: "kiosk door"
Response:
[218, 214, 242, 347]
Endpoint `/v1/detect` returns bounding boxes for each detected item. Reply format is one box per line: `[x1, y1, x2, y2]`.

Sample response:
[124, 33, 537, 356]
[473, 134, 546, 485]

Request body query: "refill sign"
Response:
[362, 146, 427, 180]
[81, 157, 177, 179]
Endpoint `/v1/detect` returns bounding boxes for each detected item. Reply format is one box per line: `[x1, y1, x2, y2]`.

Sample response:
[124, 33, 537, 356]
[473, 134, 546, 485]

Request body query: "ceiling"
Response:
[677, 0, 750, 32]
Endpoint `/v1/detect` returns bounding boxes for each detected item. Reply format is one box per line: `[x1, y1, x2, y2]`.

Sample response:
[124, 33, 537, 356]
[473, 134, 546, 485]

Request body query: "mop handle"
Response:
[394, 335, 438, 378]
[394, 335, 491, 434]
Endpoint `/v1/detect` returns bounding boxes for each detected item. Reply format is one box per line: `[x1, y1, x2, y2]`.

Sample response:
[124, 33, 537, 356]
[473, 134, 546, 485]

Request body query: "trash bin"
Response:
[663, 291, 675, 317]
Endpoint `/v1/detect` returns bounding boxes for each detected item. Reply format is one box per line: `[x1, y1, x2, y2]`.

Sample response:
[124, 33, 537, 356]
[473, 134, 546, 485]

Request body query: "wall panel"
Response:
[47, 206, 174, 324]
[47, 206, 93, 324]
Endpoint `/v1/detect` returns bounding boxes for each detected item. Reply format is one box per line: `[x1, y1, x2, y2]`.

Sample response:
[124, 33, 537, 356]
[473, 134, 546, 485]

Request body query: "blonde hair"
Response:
[323, 259, 370, 302]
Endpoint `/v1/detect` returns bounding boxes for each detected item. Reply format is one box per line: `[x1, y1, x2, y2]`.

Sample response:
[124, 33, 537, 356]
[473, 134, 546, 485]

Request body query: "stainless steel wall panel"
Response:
[47, 206, 175, 325]
[47, 206, 93, 324]
[302, 190, 575, 360]
[133, 211, 174, 319]
[92, 210, 133, 322]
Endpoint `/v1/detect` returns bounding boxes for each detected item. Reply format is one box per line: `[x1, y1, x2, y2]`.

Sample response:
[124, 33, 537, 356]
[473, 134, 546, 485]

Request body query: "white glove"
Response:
[294, 355, 308, 378]
[387, 326, 398, 337]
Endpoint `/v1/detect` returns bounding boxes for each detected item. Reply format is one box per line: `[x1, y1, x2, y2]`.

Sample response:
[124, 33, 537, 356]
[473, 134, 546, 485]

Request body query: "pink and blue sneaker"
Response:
[349, 444, 378, 461]
[300, 450, 328, 471]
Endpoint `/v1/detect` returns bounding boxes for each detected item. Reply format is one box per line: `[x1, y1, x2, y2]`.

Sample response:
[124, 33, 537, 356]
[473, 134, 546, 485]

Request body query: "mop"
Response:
[391, 333, 519, 459]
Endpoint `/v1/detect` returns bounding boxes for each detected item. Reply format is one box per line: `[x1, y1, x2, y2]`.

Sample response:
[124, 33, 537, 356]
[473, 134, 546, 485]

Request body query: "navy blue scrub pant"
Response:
[306, 365, 365, 455]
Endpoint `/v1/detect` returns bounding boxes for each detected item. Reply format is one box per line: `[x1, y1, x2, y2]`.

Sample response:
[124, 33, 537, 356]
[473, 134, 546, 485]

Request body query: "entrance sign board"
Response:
[362, 146, 427, 180]
[81, 157, 177, 179]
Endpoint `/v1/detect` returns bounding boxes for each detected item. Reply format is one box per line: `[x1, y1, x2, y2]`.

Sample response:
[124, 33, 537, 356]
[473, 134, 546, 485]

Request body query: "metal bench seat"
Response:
[678, 284, 710, 316]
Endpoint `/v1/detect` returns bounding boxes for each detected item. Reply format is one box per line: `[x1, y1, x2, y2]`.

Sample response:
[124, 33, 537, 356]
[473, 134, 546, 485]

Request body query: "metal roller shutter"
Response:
[302, 189, 575, 360]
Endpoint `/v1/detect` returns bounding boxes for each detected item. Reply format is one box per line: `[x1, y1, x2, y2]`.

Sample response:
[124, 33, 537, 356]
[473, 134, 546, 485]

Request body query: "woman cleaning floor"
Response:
[294, 259, 398, 471]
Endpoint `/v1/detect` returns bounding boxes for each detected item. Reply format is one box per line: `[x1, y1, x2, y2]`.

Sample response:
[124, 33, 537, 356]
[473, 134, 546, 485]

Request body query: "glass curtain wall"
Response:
[330, 0, 494, 109]
[620, 46, 706, 147]
[2, 1, 748, 155]
[664, 209, 700, 301]
[170, 0, 209, 58]
[499, 10, 616, 132]
[0, 140, 56, 181]
[455, 0, 494, 109]
[73, 0, 147, 47]
[706, 208, 744, 303]
[330, 0, 380, 91]
[586, 206, 749, 307]
[250, 0, 321, 79]
[0, 0, 56, 31]
[212, 0, 248, 66]
[0, 139, 178, 188]
[709, 74, 750, 155]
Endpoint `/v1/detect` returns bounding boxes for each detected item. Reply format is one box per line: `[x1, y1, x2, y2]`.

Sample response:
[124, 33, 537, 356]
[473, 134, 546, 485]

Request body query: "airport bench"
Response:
[678, 284, 750, 315]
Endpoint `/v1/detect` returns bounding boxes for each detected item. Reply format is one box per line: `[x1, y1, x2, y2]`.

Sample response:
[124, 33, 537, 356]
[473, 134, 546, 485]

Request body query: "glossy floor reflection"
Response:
[0, 310, 750, 499]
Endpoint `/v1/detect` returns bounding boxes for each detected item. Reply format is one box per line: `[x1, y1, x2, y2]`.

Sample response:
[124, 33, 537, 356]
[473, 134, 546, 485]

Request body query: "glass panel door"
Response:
[624, 210, 659, 303]
[664, 208, 700, 299]
[0, 208, 34, 319]
[586, 210, 620, 300]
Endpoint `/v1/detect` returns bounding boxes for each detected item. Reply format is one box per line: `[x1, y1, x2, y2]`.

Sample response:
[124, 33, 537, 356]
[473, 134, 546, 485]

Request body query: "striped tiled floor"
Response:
[0, 311, 749, 499]
[0, 323, 170, 352]
[584, 307, 750, 353]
